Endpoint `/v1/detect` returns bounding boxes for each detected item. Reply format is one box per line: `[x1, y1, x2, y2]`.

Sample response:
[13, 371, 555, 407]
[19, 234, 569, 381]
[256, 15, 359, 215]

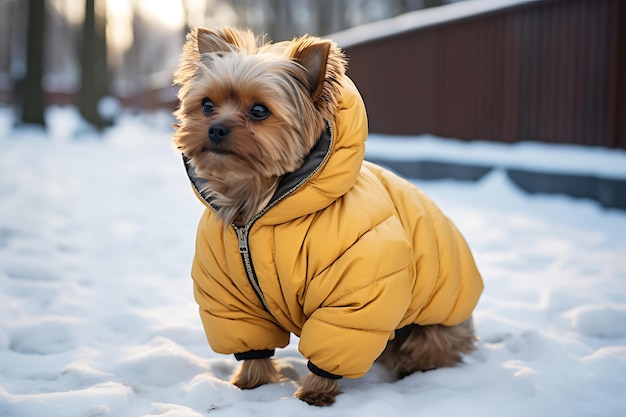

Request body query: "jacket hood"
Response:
[184, 77, 368, 225]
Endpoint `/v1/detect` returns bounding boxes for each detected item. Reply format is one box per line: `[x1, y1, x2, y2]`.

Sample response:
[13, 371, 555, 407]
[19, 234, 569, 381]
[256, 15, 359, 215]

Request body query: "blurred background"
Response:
[0, 0, 623, 151]
[0, 0, 460, 131]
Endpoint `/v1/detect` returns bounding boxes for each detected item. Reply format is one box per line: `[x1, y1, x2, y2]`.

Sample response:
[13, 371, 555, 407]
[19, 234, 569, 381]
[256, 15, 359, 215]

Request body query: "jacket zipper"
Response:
[229, 122, 334, 316]
[234, 225, 271, 312]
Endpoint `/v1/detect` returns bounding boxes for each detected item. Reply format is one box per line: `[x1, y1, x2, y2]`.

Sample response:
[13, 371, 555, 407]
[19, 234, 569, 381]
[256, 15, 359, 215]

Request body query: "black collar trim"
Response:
[183, 124, 332, 213]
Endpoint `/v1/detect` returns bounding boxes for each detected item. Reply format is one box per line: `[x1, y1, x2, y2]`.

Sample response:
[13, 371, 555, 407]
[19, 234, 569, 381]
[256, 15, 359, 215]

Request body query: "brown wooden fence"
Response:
[336, 0, 626, 149]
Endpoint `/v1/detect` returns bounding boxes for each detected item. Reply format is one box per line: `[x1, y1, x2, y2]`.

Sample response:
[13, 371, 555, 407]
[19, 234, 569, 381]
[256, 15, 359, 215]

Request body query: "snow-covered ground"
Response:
[1, 107, 625, 417]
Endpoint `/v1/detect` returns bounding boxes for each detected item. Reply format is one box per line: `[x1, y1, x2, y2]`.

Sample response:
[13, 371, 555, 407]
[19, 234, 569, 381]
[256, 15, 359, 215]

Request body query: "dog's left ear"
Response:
[196, 27, 257, 55]
[289, 39, 331, 100]
[197, 28, 234, 55]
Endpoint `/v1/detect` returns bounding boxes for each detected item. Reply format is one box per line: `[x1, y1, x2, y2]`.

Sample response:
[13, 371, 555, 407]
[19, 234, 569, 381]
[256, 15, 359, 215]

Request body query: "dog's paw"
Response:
[294, 388, 340, 406]
[231, 358, 280, 390]
[294, 374, 342, 406]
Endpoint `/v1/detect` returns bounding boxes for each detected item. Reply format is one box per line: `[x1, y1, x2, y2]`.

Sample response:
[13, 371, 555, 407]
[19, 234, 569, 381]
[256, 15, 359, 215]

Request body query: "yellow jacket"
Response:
[186, 78, 483, 379]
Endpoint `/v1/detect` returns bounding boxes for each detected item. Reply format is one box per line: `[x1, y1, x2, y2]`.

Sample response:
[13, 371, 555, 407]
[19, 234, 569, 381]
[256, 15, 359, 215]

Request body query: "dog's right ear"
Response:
[196, 27, 257, 55]
[290, 40, 330, 101]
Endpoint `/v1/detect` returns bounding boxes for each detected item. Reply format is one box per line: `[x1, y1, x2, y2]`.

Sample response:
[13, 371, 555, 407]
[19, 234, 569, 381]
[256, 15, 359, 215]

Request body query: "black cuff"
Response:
[395, 323, 418, 339]
[307, 361, 343, 379]
[234, 349, 275, 361]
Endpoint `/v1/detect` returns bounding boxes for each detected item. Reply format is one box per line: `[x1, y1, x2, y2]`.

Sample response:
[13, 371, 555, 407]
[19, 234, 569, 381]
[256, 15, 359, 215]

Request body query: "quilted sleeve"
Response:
[192, 210, 290, 356]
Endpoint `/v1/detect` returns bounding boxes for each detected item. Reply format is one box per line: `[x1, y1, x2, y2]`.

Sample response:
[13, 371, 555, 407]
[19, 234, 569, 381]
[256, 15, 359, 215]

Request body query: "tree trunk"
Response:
[78, 0, 110, 130]
[423, 0, 444, 9]
[21, 0, 46, 127]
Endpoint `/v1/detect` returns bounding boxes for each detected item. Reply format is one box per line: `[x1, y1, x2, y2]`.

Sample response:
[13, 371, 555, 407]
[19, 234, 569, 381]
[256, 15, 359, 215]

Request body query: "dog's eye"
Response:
[202, 99, 214, 116]
[248, 104, 270, 121]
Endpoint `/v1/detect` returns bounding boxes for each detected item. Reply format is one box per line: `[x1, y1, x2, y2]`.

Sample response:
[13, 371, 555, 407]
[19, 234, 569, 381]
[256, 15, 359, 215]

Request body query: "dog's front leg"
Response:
[231, 358, 280, 389]
[294, 374, 342, 406]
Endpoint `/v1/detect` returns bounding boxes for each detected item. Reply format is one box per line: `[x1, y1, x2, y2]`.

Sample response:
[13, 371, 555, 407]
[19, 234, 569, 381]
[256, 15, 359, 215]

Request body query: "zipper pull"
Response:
[235, 227, 248, 254]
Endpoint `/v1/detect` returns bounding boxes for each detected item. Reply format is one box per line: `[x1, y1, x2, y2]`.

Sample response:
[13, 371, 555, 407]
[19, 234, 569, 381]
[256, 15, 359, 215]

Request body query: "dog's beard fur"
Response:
[173, 27, 345, 224]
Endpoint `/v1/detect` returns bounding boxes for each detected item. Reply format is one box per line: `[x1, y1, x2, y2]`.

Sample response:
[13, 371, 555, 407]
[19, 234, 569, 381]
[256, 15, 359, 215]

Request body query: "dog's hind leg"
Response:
[377, 318, 477, 379]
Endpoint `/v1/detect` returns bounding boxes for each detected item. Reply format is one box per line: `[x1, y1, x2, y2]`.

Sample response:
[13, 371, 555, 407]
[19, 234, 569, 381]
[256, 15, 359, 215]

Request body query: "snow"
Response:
[365, 134, 626, 178]
[1, 107, 626, 417]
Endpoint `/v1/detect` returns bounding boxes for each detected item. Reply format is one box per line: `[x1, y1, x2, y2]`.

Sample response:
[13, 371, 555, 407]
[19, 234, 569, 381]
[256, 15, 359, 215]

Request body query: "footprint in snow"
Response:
[4, 265, 61, 282]
[9, 318, 78, 354]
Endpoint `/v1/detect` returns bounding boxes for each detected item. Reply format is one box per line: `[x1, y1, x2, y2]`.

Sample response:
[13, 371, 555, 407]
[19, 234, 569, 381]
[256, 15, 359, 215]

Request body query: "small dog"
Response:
[173, 27, 483, 406]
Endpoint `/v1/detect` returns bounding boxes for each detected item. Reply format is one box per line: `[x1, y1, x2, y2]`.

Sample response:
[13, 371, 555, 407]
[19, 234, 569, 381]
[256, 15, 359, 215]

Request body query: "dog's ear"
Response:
[197, 28, 233, 54]
[289, 39, 331, 100]
[196, 27, 256, 55]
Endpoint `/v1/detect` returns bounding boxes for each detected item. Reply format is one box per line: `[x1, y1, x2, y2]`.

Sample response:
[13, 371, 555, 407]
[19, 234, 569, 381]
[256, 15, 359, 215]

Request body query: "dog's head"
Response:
[173, 27, 346, 183]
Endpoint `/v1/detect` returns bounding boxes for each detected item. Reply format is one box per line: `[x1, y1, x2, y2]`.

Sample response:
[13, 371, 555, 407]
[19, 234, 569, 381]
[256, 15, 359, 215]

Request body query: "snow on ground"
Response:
[1, 108, 625, 417]
[365, 133, 626, 178]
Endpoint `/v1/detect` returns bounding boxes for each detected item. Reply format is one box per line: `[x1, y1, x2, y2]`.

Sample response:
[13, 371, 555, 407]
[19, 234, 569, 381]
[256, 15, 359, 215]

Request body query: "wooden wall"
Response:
[341, 0, 626, 149]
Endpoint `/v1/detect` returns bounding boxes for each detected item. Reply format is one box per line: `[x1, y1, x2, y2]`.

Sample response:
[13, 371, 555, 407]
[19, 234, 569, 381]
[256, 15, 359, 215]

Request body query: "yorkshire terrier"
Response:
[173, 27, 483, 406]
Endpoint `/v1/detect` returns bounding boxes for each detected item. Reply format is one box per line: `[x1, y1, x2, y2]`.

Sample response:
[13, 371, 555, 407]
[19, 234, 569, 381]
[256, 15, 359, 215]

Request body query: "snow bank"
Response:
[365, 134, 626, 178]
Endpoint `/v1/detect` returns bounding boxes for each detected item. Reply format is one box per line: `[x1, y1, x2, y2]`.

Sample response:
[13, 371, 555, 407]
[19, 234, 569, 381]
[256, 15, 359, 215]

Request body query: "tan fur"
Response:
[377, 318, 477, 379]
[231, 358, 281, 390]
[173, 26, 478, 406]
[172, 27, 345, 224]
[294, 374, 342, 407]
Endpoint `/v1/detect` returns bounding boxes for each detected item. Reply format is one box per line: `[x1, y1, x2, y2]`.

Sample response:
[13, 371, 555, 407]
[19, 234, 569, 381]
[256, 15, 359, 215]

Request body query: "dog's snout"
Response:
[208, 125, 230, 143]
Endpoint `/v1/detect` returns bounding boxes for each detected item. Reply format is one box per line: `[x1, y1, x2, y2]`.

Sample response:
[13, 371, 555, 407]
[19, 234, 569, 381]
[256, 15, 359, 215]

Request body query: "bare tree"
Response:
[423, 0, 444, 8]
[181, 0, 193, 35]
[78, 0, 110, 130]
[21, 0, 46, 127]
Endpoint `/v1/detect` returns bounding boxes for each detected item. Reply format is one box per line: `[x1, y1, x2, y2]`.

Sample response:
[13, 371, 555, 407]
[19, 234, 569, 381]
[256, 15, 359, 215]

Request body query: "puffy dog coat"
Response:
[184, 78, 483, 379]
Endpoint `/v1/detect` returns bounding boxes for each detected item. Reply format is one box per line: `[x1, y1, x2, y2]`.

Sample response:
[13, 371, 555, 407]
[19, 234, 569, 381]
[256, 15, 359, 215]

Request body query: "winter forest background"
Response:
[0, 0, 458, 130]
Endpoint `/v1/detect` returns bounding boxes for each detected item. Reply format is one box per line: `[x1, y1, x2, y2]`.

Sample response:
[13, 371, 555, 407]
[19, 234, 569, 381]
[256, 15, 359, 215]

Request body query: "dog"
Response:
[173, 27, 483, 406]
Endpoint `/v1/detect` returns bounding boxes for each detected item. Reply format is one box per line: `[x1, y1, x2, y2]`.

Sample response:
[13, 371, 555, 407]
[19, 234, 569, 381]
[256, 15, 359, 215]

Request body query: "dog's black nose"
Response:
[208, 125, 230, 143]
